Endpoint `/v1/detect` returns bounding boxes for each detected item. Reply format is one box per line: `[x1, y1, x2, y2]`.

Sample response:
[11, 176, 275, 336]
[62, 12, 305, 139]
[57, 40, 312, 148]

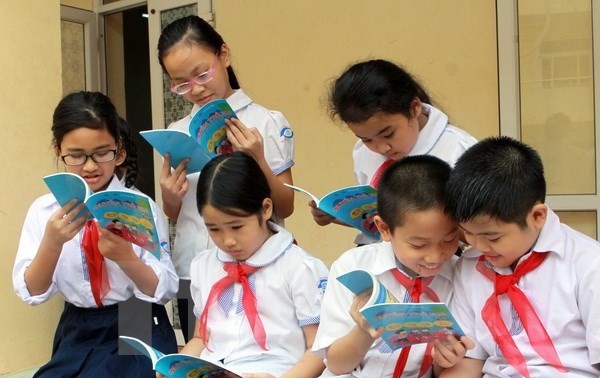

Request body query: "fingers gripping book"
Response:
[43, 172, 162, 259]
[285, 183, 380, 239]
[337, 269, 464, 350]
[119, 336, 242, 378]
[140, 99, 237, 174]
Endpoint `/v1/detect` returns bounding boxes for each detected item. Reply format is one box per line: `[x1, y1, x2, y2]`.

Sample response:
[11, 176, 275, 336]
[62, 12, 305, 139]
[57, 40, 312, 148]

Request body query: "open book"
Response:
[337, 269, 464, 350]
[285, 183, 379, 238]
[43, 172, 161, 259]
[119, 336, 242, 378]
[140, 99, 237, 174]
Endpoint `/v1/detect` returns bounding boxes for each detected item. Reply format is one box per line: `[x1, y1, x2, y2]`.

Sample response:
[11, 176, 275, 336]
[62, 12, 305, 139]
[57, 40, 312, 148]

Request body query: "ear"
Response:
[115, 143, 127, 167]
[529, 202, 547, 231]
[219, 43, 231, 68]
[410, 97, 422, 118]
[53, 144, 61, 159]
[374, 214, 393, 242]
[262, 198, 273, 220]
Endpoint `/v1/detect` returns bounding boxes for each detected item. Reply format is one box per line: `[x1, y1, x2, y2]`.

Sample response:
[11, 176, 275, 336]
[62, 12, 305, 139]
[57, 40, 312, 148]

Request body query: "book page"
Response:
[283, 183, 321, 205]
[337, 270, 397, 308]
[140, 129, 211, 174]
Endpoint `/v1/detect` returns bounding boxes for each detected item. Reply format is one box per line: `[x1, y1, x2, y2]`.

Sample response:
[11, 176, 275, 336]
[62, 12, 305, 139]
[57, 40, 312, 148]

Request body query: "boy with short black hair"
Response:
[313, 155, 468, 377]
[435, 136, 600, 377]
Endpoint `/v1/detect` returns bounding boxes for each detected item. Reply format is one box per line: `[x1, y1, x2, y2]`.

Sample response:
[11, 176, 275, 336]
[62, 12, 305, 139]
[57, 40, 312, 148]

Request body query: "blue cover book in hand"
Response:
[285, 183, 380, 239]
[120, 336, 242, 378]
[140, 99, 236, 174]
[337, 269, 464, 350]
[43, 172, 162, 260]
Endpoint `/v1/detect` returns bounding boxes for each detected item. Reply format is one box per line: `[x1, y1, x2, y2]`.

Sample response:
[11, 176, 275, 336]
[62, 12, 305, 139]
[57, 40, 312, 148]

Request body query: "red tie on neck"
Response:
[370, 159, 394, 189]
[390, 269, 439, 378]
[476, 253, 568, 378]
[81, 220, 110, 307]
[199, 262, 267, 350]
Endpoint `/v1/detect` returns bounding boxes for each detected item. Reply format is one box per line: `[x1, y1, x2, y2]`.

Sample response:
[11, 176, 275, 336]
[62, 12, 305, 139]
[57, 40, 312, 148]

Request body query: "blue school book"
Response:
[337, 269, 465, 350]
[140, 99, 236, 174]
[119, 336, 242, 378]
[43, 172, 161, 260]
[285, 183, 380, 239]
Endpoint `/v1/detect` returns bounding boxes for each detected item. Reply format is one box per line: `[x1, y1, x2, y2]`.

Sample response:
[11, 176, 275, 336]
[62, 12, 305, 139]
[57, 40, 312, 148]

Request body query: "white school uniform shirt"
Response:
[312, 242, 455, 378]
[169, 89, 295, 279]
[451, 207, 600, 377]
[352, 104, 477, 245]
[190, 222, 328, 377]
[13, 175, 178, 307]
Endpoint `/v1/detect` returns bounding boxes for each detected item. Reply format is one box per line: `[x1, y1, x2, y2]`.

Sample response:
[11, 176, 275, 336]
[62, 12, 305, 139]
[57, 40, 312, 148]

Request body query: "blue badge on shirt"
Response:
[280, 127, 294, 139]
[160, 241, 171, 255]
[317, 277, 328, 295]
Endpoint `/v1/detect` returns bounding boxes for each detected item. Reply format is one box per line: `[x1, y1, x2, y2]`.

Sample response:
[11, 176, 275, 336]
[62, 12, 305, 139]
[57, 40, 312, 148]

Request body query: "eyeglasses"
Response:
[170, 58, 217, 95]
[61, 149, 118, 166]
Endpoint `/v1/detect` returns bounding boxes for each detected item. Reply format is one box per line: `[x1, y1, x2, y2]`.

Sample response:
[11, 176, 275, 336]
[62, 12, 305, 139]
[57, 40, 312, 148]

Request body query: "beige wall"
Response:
[0, 0, 499, 374]
[215, 0, 499, 266]
[0, 1, 63, 374]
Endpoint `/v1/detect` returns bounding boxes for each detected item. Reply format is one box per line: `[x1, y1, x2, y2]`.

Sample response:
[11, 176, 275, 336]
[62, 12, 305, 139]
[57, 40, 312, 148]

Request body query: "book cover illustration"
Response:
[140, 99, 237, 174]
[120, 336, 242, 378]
[43, 172, 161, 260]
[337, 269, 464, 350]
[285, 183, 379, 238]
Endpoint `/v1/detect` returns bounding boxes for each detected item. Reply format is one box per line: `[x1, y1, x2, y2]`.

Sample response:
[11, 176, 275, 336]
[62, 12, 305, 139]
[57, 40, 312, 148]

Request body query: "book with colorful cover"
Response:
[337, 269, 464, 350]
[140, 99, 236, 174]
[285, 183, 379, 238]
[43, 172, 161, 259]
[119, 336, 242, 378]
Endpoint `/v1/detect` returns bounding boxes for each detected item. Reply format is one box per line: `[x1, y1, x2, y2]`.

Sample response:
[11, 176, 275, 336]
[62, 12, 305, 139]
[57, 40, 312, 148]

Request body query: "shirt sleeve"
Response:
[311, 257, 358, 358]
[286, 251, 329, 326]
[131, 199, 178, 304]
[258, 110, 295, 175]
[13, 200, 58, 305]
[574, 245, 600, 364]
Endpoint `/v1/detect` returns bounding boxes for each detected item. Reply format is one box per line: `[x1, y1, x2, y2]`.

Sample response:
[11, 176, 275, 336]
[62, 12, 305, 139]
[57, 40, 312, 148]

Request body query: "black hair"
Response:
[445, 136, 546, 227]
[329, 59, 431, 124]
[158, 15, 240, 90]
[197, 151, 270, 217]
[377, 155, 451, 230]
[117, 117, 138, 188]
[52, 91, 122, 151]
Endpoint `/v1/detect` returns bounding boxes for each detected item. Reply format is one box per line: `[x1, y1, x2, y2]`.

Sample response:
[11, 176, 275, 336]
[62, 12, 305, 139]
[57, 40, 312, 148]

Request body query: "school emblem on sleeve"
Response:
[280, 127, 294, 140]
[317, 277, 328, 295]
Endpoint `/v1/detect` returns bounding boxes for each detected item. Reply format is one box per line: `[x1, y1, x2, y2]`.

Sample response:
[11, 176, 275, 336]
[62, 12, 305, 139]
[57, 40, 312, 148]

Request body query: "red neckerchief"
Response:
[476, 253, 568, 377]
[370, 159, 394, 189]
[81, 220, 110, 307]
[390, 269, 439, 378]
[199, 262, 266, 350]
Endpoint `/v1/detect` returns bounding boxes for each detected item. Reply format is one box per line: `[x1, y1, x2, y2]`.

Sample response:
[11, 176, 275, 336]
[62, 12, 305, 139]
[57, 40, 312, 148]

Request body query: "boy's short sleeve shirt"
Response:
[312, 242, 454, 378]
[167, 89, 295, 279]
[451, 208, 600, 377]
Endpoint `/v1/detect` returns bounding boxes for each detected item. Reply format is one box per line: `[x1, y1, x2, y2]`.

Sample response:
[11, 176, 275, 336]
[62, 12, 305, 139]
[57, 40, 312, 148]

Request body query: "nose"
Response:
[190, 82, 206, 95]
[376, 141, 392, 154]
[223, 233, 236, 247]
[467, 234, 489, 254]
[82, 156, 99, 171]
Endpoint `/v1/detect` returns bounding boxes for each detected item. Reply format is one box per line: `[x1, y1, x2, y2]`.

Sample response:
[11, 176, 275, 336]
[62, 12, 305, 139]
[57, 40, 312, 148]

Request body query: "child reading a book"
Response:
[313, 155, 471, 378]
[433, 136, 600, 377]
[164, 151, 327, 377]
[157, 15, 295, 341]
[309, 59, 477, 245]
[12, 91, 179, 377]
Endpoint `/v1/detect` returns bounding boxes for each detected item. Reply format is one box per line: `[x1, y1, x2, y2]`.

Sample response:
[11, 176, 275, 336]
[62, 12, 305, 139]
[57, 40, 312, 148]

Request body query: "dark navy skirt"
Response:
[34, 297, 177, 378]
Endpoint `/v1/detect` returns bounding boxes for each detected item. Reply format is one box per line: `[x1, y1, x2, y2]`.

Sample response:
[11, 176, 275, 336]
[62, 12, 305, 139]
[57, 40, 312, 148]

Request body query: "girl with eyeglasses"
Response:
[13, 91, 179, 377]
[157, 15, 296, 342]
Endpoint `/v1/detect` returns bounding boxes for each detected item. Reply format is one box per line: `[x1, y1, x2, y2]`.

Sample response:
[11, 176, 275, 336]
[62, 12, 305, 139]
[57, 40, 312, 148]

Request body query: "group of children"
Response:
[12, 14, 600, 378]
